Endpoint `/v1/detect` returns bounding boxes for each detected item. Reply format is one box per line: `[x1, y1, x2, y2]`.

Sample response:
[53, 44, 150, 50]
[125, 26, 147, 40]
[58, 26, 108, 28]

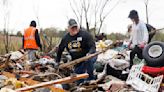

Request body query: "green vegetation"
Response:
[0, 35, 22, 54]
[152, 31, 164, 42]
[107, 33, 127, 42]
[0, 29, 164, 55]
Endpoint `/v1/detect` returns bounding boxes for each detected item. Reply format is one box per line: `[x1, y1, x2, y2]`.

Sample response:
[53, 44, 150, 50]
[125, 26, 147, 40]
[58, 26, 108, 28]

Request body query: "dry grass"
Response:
[0, 34, 22, 55]
[0, 34, 61, 55]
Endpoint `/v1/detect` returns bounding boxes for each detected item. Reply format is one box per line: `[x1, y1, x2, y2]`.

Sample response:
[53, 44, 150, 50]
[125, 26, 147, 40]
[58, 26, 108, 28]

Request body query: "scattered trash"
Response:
[0, 40, 163, 92]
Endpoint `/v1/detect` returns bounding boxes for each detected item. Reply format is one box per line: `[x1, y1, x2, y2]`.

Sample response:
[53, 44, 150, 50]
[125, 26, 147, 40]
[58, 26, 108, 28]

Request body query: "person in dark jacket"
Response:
[23, 20, 42, 61]
[56, 19, 97, 84]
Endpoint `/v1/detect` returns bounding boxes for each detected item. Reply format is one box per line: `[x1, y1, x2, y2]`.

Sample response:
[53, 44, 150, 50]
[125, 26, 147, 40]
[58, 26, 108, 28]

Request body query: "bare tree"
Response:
[98, 0, 120, 34]
[2, 0, 11, 53]
[32, 0, 50, 51]
[144, 0, 149, 24]
[81, 0, 91, 32]
[69, 0, 83, 27]
[69, 0, 121, 35]
[69, 0, 96, 32]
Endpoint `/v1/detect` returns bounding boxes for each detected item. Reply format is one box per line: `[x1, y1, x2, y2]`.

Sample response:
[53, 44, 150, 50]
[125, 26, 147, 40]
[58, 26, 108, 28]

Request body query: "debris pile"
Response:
[0, 40, 163, 92]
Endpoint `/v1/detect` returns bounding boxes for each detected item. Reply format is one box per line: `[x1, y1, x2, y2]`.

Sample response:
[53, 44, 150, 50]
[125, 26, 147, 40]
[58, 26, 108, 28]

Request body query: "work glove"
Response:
[128, 43, 133, 49]
[138, 42, 146, 49]
[86, 53, 91, 56]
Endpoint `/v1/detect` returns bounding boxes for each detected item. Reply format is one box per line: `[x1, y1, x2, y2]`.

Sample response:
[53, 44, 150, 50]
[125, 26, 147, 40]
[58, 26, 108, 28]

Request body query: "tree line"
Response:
[0, 27, 164, 54]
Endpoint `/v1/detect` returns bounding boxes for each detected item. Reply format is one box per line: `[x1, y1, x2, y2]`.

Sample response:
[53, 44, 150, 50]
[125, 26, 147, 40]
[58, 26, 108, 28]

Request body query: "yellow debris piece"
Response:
[5, 78, 26, 89]
[96, 40, 108, 51]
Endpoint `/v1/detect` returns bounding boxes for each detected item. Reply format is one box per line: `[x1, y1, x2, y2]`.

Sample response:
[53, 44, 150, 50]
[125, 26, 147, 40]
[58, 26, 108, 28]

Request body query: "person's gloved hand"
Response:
[138, 42, 146, 49]
[86, 53, 91, 56]
[128, 43, 132, 49]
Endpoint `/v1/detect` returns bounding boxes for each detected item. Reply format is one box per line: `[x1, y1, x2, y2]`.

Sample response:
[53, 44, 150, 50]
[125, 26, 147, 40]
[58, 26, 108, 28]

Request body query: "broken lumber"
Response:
[2, 72, 65, 92]
[0, 55, 11, 69]
[2, 72, 16, 78]
[59, 52, 101, 69]
[59, 46, 111, 69]
[14, 70, 36, 75]
[15, 73, 89, 91]
[19, 77, 65, 92]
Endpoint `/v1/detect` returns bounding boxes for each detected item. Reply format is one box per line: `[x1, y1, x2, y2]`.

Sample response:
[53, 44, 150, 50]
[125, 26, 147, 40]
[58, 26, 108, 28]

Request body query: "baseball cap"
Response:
[128, 10, 138, 19]
[68, 19, 78, 28]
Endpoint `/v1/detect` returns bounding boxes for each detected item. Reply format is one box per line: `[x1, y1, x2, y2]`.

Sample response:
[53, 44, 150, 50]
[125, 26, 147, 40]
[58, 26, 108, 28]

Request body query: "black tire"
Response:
[143, 41, 164, 67]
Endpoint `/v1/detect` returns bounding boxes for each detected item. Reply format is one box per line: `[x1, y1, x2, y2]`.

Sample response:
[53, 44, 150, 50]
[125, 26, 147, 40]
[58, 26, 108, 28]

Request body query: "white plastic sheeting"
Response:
[9, 51, 24, 60]
[97, 49, 118, 64]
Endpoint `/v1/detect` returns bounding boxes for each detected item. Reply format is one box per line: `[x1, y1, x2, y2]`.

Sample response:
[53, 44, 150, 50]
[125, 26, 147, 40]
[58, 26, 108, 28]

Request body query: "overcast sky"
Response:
[0, 0, 164, 34]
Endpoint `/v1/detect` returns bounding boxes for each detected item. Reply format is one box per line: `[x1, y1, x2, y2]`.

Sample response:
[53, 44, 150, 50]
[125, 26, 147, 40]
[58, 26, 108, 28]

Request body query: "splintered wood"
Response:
[59, 45, 111, 69]
[15, 73, 88, 91]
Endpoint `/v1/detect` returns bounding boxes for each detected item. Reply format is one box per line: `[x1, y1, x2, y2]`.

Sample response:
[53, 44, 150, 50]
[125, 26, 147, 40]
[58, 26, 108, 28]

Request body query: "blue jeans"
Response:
[74, 56, 97, 84]
[27, 50, 37, 61]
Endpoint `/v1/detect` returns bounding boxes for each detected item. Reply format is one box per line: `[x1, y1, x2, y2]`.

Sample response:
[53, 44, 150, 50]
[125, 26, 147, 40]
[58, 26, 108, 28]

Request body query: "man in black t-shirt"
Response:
[56, 19, 97, 84]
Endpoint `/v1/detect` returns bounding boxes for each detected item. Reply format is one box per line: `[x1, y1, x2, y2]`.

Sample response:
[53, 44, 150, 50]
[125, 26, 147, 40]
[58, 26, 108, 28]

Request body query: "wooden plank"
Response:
[15, 73, 89, 91]
[2, 72, 15, 78]
[2, 72, 65, 92]
[59, 52, 101, 69]
[19, 78, 65, 92]
[16, 70, 35, 75]
[0, 55, 11, 69]
[59, 46, 111, 69]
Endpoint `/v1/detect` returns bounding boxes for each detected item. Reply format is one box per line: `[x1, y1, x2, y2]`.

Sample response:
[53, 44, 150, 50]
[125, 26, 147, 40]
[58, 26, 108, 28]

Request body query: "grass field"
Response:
[0, 34, 22, 55]
[1, 29, 163, 55]
[0, 34, 61, 55]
